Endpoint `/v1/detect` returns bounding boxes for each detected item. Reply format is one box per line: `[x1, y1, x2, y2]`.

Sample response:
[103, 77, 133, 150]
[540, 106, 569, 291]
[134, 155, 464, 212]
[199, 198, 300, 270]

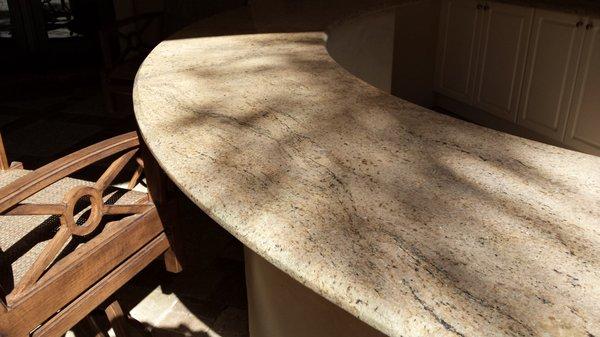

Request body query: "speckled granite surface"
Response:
[134, 1, 600, 336]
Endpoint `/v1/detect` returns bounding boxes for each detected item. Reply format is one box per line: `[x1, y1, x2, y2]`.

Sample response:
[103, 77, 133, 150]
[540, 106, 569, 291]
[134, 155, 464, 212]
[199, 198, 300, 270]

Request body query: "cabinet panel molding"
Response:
[564, 18, 600, 155]
[517, 9, 586, 141]
[473, 1, 533, 122]
[435, 0, 482, 103]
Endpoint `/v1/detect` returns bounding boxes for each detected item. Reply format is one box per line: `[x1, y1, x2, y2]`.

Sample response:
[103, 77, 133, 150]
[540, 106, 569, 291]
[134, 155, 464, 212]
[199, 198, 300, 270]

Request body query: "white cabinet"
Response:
[517, 9, 586, 141]
[473, 2, 533, 121]
[435, 0, 534, 120]
[435, 0, 482, 103]
[564, 19, 600, 155]
[434, 2, 600, 156]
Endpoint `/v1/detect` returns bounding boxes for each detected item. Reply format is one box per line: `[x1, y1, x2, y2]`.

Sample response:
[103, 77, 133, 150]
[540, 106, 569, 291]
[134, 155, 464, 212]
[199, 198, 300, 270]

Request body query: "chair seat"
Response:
[0, 169, 147, 294]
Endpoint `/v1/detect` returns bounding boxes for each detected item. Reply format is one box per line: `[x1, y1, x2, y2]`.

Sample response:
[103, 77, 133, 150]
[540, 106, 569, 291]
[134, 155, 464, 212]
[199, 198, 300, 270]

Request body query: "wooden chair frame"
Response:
[0, 134, 23, 171]
[0, 131, 182, 337]
[99, 12, 164, 69]
[99, 12, 164, 114]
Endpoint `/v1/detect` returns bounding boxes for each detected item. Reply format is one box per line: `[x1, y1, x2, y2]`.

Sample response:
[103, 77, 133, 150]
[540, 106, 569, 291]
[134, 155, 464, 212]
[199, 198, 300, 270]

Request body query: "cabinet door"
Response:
[564, 19, 600, 155]
[474, 2, 533, 122]
[517, 9, 585, 141]
[435, 0, 482, 103]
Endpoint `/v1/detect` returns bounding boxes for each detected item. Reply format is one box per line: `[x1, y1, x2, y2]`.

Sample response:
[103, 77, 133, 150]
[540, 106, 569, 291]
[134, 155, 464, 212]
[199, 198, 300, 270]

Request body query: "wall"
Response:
[326, 10, 396, 92]
[326, 0, 441, 107]
[113, 0, 247, 35]
[391, 0, 440, 107]
[245, 248, 387, 337]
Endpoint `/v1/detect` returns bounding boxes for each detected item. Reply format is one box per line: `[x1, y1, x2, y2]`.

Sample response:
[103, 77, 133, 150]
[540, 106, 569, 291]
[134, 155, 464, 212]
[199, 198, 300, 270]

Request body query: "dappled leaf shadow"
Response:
[133, 1, 600, 337]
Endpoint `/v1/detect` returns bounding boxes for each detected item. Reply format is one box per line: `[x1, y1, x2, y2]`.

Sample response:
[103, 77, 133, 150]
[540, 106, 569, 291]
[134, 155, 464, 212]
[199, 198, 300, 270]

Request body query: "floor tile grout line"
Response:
[153, 293, 180, 327]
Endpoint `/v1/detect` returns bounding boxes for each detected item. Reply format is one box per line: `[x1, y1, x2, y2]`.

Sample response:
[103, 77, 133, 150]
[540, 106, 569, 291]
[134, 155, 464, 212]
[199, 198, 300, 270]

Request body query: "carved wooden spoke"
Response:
[95, 149, 138, 191]
[127, 157, 145, 189]
[11, 227, 71, 296]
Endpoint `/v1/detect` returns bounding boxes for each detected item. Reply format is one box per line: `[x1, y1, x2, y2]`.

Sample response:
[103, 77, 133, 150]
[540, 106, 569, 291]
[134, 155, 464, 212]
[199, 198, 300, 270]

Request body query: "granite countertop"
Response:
[133, 1, 600, 336]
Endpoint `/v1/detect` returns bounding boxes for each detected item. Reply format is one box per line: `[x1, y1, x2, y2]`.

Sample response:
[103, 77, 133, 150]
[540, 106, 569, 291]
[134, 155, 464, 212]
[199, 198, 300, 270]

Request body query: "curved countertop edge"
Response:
[133, 2, 600, 337]
[132, 32, 402, 334]
[131, 35, 403, 337]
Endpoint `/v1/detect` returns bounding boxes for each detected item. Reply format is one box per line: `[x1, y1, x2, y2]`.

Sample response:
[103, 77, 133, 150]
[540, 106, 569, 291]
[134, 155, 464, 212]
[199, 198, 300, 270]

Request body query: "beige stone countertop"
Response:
[134, 1, 600, 336]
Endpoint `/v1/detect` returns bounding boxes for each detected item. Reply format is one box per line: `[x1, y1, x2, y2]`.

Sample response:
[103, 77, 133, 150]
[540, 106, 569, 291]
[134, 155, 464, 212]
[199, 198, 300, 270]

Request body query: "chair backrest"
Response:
[99, 12, 164, 70]
[0, 132, 163, 337]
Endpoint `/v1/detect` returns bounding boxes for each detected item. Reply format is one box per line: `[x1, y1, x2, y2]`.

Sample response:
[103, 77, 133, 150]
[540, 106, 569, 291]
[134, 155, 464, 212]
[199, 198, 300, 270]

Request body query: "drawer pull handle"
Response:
[586, 23, 594, 30]
[576, 21, 584, 27]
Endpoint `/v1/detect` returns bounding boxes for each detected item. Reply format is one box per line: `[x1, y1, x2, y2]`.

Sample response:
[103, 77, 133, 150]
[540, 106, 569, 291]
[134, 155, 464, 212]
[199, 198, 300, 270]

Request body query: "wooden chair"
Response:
[99, 12, 164, 115]
[0, 131, 182, 337]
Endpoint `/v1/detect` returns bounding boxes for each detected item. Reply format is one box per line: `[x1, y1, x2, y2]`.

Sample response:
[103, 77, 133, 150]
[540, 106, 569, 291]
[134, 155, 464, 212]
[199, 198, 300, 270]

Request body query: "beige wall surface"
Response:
[326, 0, 441, 106]
[245, 248, 387, 337]
[326, 10, 396, 93]
[391, 0, 440, 107]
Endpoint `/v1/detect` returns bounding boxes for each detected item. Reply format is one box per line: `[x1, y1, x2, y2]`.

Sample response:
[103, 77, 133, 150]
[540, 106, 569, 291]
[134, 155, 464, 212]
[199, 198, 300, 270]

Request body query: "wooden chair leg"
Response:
[0, 133, 10, 170]
[105, 300, 129, 337]
[163, 190, 184, 273]
[163, 248, 183, 273]
[73, 316, 108, 337]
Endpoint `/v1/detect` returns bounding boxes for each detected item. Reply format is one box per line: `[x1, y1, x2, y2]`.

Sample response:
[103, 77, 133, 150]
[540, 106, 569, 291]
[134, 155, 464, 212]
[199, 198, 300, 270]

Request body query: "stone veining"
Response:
[134, 2, 600, 336]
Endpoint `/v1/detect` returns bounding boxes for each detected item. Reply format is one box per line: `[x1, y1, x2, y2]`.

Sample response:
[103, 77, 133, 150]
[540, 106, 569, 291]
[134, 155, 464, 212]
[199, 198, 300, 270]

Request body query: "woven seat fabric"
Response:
[0, 169, 147, 293]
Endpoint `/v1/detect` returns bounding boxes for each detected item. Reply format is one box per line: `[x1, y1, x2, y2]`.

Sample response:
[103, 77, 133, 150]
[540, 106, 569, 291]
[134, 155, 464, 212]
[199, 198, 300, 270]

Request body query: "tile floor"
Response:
[111, 194, 249, 337]
[0, 70, 249, 337]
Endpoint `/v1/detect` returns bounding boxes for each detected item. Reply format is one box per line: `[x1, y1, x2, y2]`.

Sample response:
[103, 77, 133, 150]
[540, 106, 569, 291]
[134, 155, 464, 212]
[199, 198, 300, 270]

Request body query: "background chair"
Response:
[0, 131, 182, 337]
[99, 11, 164, 115]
